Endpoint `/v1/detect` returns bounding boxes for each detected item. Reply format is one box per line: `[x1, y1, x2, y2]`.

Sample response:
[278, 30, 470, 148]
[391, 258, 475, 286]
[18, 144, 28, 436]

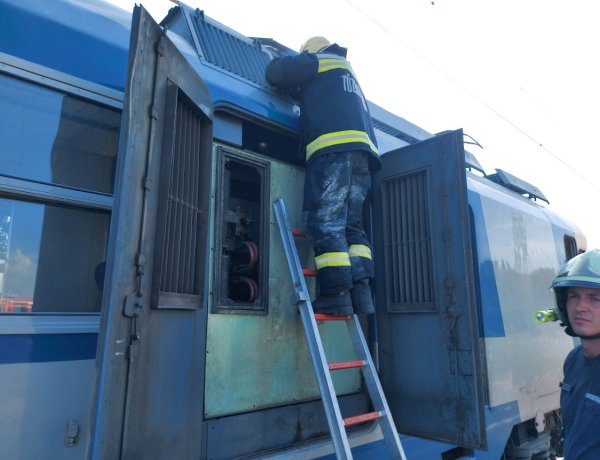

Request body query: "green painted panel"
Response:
[205, 149, 360, 417]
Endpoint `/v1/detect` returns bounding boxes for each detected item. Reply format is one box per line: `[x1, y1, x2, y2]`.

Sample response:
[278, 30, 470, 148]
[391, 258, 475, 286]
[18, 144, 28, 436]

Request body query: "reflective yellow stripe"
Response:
[317, 57, 354, 75]
[315, 252, 351, 270]
[349, 244, 372, 260]
[306, 130, 378, 161]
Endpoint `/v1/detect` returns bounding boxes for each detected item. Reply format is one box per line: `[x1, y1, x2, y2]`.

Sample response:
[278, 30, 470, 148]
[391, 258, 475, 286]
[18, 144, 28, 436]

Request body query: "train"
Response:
[0, 0, 583, 458]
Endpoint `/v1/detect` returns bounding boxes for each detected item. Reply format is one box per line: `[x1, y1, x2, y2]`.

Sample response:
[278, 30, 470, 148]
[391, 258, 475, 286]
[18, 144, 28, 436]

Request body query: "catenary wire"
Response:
[346, 0, 600, 193]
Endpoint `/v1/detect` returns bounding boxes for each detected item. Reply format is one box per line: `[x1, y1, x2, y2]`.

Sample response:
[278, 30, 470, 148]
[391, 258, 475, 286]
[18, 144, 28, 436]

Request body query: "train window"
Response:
[214, 148, 269, 314]
[0, 73, 119, 194]
[564, 235, 578, 261]
[0, 197, 109, 314]
[241, 118, 302, 166]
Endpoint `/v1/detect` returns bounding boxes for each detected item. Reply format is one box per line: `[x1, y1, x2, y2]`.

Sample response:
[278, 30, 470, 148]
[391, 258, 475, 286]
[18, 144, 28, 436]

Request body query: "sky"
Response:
[108, 0, 600, 251]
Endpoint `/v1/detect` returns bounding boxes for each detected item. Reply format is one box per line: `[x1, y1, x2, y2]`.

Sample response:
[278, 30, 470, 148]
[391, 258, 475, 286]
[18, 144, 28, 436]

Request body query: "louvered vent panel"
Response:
[161, 93, 204, 295]
[382, 170, 435, 311]
[194, 18, 271, 86]
[371, 120, 420, 145]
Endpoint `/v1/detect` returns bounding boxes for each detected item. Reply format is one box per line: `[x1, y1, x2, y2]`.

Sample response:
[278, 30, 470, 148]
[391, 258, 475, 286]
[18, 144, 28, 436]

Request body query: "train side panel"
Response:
[0, 1, 581, 459]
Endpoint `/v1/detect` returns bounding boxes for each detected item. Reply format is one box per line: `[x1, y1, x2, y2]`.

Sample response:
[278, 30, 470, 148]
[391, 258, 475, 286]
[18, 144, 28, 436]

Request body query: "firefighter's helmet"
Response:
[551, 249, 600, 338]
[299, 36, 331, 53]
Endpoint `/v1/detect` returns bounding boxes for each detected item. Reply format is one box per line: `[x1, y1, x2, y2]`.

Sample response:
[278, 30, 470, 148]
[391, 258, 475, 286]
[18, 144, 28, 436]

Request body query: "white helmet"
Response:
[299, 36, 331, 53]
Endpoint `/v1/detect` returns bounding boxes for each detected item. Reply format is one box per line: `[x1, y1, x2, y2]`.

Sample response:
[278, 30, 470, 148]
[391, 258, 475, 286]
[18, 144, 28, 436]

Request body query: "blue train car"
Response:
[0, 1, 582, 459]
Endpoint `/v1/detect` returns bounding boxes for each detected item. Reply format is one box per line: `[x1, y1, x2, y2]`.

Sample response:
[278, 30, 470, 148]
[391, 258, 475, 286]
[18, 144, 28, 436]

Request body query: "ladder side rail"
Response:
[347, 315, 407, 460]
[273, 198, 353, 459]
[298, 306, 353, 458]
[272, 198, 312, 301]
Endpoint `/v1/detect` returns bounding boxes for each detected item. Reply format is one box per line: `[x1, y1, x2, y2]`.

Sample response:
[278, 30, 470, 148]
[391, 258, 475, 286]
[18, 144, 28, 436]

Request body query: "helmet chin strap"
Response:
[578, 332, 600, 340]
[564, 324, 600, 340]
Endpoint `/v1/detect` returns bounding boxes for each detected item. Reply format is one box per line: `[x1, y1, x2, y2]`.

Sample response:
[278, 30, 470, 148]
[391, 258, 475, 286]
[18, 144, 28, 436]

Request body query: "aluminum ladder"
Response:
[273, 198, 406, 460]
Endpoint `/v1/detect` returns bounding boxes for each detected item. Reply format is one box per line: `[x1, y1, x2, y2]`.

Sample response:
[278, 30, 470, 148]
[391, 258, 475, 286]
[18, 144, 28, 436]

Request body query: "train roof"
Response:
[0, 0, 131, 91]
[0, 0, 559, 207]
[0, 0, 431, 150]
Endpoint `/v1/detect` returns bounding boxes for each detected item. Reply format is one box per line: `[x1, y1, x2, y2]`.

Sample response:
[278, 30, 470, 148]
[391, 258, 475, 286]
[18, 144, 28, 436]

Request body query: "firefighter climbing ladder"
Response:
[273, 198, 406, 460]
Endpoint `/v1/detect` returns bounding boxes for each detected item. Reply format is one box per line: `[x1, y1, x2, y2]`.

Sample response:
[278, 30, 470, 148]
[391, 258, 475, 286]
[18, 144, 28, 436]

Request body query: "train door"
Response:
[371, 130, 487, 449]
[90, 7, 213, 459]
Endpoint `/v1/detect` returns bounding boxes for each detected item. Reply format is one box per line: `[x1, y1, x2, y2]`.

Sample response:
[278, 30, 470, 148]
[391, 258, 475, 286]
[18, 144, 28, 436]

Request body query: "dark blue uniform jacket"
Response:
[560, 345, 600, 460]
[265, 44, 381, 172]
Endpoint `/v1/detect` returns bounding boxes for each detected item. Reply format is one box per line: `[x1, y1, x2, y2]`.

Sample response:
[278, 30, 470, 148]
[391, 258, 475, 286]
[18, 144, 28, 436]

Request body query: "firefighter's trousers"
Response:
[303, 150, 374, 296]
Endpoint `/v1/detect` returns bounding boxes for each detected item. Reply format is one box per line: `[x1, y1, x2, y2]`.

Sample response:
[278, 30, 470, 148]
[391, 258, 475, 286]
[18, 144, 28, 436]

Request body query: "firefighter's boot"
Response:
[312, 291, 353, 315]
[351, 278, 375, 314]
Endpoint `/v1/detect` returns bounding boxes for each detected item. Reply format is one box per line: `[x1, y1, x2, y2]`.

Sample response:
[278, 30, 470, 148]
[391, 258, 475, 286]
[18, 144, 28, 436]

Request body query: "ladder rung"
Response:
[343, 411, 382, 427]
[329, 360, 366, 371]
[291, 228, 305, 237]
[302, 268, 317, 277]
[314, 313, 351, 321]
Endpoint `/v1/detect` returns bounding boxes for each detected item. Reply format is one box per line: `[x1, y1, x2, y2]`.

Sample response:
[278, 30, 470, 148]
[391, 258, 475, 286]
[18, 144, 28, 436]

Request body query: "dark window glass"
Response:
[0, 197, 109, 313]
[0, 74, 120, 193]
[564, 235, 578, 261]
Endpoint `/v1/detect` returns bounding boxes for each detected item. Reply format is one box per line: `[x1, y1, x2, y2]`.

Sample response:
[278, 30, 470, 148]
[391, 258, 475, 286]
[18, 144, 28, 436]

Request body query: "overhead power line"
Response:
[346, 0, 600, 193]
